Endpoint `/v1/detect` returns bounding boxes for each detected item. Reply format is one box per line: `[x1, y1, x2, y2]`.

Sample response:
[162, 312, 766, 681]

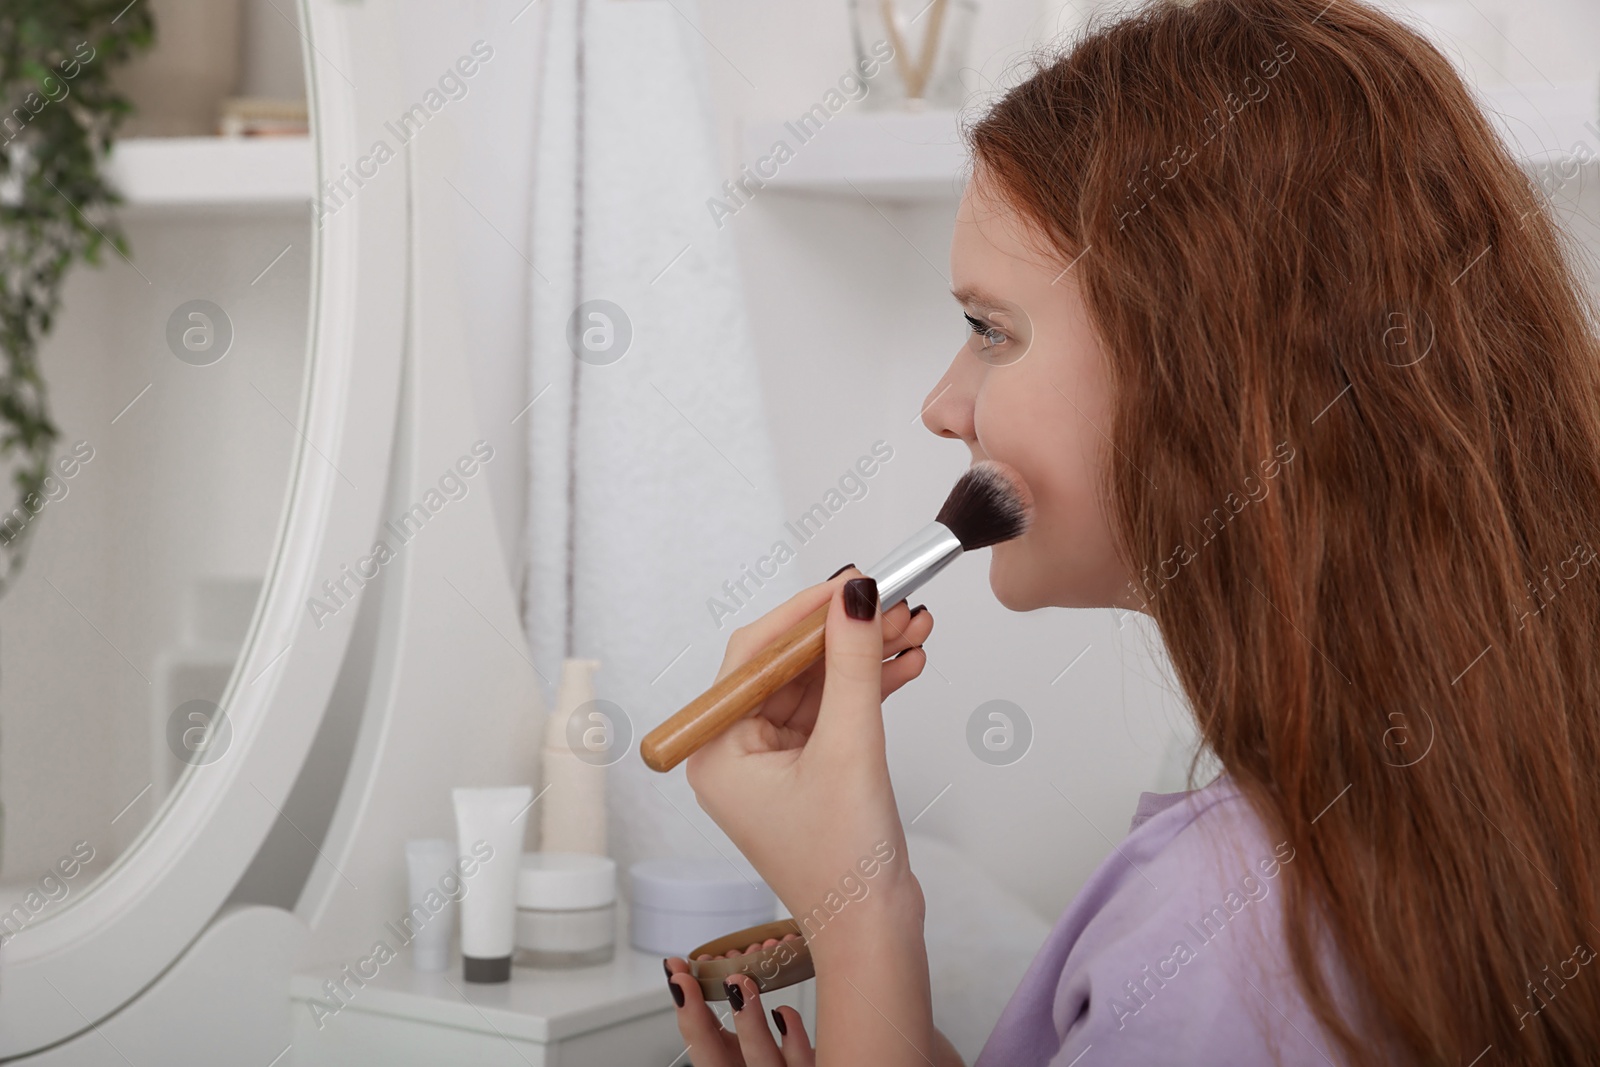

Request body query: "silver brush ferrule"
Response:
[862, 521, 965, 610]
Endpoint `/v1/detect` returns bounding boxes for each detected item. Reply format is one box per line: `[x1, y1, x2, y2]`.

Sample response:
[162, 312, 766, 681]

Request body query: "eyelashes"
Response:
[960, 306, 1029, 367]
[964, 311, 1008, 350]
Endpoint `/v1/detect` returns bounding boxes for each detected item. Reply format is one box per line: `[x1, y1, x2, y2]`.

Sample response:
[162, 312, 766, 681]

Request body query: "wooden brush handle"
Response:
[640, 602, 830, 772]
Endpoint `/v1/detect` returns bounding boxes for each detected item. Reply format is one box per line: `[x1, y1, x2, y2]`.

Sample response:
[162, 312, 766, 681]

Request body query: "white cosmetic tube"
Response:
[452, 786, 532, 983]
[404, 839, 458, 972]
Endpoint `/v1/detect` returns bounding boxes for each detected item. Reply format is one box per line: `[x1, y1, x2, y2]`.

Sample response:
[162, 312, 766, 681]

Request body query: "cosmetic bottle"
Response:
[404, 838, 458, 972]
[539, 658, 607, 854]
[513, 852, 617, 967]
[452, 786, 533, 983]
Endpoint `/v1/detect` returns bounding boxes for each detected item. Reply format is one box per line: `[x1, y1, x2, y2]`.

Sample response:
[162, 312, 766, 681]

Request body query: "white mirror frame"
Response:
[0, 1, 409, 1053]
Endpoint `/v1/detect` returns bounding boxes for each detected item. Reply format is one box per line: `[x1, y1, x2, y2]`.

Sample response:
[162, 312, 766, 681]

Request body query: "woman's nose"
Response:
[920, 348, 979, 442]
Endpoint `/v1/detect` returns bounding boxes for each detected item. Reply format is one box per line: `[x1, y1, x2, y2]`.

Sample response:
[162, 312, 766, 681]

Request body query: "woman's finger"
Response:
[722, 973, 786, 1067]
[665, 962, 739, 1066]
[768, 601, 932, 739]
[754, 597, 928, 733]
[881, 644, 927, 699]
[882, 603, 932, 658]
[769, 1005, 817, 1067]
[711, 580, 933, 749]
[717, 567, 859, 681]
[808, 575, 889, 764]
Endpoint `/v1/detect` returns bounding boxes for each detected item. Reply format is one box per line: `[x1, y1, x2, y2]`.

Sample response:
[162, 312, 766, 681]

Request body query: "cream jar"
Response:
[627, 857, 775, 957]
[513, 852, 617, 968]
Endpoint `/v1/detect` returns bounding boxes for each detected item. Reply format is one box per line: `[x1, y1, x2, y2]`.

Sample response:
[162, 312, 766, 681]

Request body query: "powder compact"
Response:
[685, 918, 815, 1001]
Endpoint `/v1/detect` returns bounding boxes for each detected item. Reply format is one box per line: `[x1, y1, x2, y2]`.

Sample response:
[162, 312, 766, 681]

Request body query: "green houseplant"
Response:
[0, 1, 154, 870]
[0, 0, 154, 594]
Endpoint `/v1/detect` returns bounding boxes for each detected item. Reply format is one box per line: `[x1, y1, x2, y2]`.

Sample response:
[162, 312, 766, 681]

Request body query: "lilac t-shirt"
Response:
[974, 775, 1353, 1066]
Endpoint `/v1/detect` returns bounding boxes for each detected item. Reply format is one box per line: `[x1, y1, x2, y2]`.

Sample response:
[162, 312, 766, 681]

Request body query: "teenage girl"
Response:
[663, 0, 1600, 1062]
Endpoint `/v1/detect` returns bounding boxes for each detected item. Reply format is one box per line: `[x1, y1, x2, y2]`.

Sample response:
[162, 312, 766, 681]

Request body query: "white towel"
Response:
[522, 0, 801, 878]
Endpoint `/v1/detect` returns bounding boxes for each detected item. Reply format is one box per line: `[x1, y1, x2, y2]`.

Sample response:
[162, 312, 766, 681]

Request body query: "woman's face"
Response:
[922, 172, 1138, 612]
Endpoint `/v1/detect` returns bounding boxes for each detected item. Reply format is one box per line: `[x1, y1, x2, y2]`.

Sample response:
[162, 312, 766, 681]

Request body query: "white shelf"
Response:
[743, 81, 1600, 203]
[106, 136, 313, 209]
[290, 911, 808, 1058]
[291, 943, 672, 1046]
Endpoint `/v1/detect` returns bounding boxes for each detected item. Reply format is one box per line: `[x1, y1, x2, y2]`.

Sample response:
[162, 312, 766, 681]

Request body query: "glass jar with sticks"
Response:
[851, 0, 978, 110]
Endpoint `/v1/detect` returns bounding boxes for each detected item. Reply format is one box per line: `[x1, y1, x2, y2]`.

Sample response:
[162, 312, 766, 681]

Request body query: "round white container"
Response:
[628, 858, 775, 957]
[514, 853, 617, 968]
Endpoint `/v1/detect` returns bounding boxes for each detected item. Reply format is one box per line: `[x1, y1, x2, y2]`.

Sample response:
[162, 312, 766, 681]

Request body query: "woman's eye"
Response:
[964, 312, 1008, 353]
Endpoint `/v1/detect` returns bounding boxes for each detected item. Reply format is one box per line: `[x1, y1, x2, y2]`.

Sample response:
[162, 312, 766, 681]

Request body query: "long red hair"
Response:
[969, 0, 1600, 1061]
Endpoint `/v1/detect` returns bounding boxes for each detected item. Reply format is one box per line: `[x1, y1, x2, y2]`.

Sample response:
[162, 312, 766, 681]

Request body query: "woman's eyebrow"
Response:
[950, 285, 1007, 310]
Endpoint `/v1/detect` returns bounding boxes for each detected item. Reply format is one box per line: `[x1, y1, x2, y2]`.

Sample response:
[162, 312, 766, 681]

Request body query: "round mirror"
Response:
[0, 0, 311, 931]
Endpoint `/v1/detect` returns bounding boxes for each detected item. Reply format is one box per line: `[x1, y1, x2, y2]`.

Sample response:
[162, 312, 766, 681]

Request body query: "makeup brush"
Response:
[639, 460, 1034, 773]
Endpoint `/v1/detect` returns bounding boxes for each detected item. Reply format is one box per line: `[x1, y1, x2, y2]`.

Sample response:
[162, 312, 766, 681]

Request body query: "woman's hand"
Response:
[682, 566, 932, 922]
[663, 959, 971, 1067]
[676, 566, 943, 1065]
[664, 963, 815, 1067]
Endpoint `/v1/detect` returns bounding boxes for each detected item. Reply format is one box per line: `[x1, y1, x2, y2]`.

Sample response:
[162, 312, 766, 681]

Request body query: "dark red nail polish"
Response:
[828, 562, 856, 580]
[771, 1007, 787, 1035]
[843, 577, 878, 620]
[724, 978, 745, 1012]
[668, 976, 685, 1007]
[662, 958, 672, 979]
[909, 603, 927, 618]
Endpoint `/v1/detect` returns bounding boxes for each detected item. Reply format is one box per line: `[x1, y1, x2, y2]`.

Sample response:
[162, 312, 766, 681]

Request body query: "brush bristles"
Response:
[935, 460, 1034, 551]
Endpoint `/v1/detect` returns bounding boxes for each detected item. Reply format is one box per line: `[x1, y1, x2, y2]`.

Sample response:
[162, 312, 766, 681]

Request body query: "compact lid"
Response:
[516, 852, 617, 910]
[629, 857, 774, 915]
